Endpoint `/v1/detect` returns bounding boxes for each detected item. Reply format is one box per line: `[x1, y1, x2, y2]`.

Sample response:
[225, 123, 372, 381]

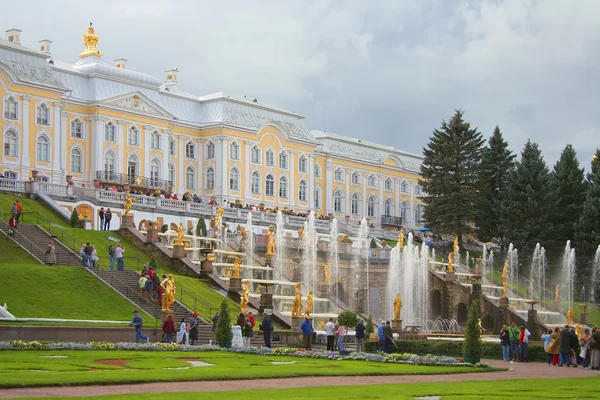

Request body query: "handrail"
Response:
[0, 216, 46, 264]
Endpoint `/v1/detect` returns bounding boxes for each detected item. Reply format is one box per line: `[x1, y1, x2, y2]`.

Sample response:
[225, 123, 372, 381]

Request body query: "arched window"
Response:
[169, 138, 175, 156]
[206, 141, 214, 159]
[104, 122, 116, 142]
[71, 148, 82, 173]
[334, 169, 343, 181]
[186, 166, 195, 189]
[151, 131, 161, 150]
[229, 167, 239, 191]
[401, 181, 409, 193]
[384, 199, 393, 217]
[279, 176, 288, 198]
[205, 167, 215, 190]
[334, 191, 343, 213]
[385, 178, 393, 190]
[314, 188, 321, 209]
[251, 171, 260, 194]
[298, 180, 307, 201]
[298, 155, 307, 173]
[36, 103, 50, 125]
[3, 96, 18, 120]
[230, 141, 239, 160]
[265, 174, 274, 196]
[279, 151, 288, 169]
[70, 118, 83, 139]
[185, 141, 195, 159]
[127, 154, 139, 181]
[415, 185, 423, 196]
[265, 150, 274, 166]
[3, 130, 18, 157]
[104, 151, 116, 176]
[351, 193, 360, 215]
[36, 135, 50, 162]
[415, 204, 423, 223]
[367, 196, 376, 217]
[128, 126, 140, 146]
[150, 159, 161, 186]
[168, 163, 175, 186]
[352, 172, 360, 185]
[314, 164, 321, 178]
[401, 202, 410, 223]
[251, 146, 261, 164]
[368, 175, 376, 187]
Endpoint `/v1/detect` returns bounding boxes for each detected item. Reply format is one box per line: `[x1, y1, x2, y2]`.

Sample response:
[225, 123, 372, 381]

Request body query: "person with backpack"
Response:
[243, 318, 254, 347]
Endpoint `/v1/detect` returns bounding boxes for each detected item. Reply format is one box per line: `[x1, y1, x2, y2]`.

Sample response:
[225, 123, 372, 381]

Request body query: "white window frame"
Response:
[186, 141, 196, 159]
[4, 171, 18, 180]
[334, 191, 343, 213]
[385, 199, 393, 217]
[251, 146, 261, 164]
[3, 96, 18, 120]
[368, 175, 376, 187]
[298, 155, 307, 173]
[36, 103, 50, 125]
[401, 181, 409, 193]
[367, 196, 376, 217]
[36, 135, 50, 162]
[70, 148, 82, 173]
[150, 159, 161, 185]
[415, 204, 423, 223]
[401, 202, 409, 222]
[4, 130, 18, 157]
[298, 180, 307, 201]
[314, 188, 321, 209]
[265, 174, 275, 196]
[351, 193, 360, 215]
[385, 178, 393, 190]
[314, 164, 321, 178]
[251, 171, 260, 194]
[206, 167, 215, 190]
[151, 131, 161, 150]
[71, 118, 83, 139]
[169, 139, 175, 156]
[186, 166, 196, 190]
[104, 151, 116, 175]
[128, 127, 140, 146]
[168, 163, 175, 186]
[266, 150, 274, 167]
[206, 141, 215, 159]
[230, 141, 240, 160]
[279, 176, 288, 198]
[105, 122, 116, 142]
[229, 167, 240, 191]
[279, 151, 288, 169]
[334, 169, 344, 182]
[352, 172, 360, 185]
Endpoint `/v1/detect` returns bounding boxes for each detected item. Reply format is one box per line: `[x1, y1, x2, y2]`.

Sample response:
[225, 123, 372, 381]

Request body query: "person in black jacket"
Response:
[261, 312, 274, 348]
[383, 321, 393, 354]
[559, 325, 573, 366]
[355, 320, 366, 353]
[569, 326, 580, 367]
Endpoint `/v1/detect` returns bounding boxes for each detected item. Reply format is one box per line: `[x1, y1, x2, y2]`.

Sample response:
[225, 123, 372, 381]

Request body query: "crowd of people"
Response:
[138, 265, 166, 306]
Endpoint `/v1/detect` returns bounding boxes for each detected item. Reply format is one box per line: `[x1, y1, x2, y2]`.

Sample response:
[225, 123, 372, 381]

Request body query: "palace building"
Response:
[0, 26, 425, 228]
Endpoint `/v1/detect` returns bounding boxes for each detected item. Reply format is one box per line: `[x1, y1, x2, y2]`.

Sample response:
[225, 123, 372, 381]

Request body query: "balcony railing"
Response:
[381, 216, 402, 226]
[95, 170, 173, 190]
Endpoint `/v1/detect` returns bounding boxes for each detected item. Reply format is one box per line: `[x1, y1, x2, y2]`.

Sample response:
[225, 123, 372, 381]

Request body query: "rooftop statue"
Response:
[79, 23, 103, 57]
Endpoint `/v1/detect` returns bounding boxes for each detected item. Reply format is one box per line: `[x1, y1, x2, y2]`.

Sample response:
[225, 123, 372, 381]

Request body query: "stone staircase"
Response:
[5, 224, 81, 266]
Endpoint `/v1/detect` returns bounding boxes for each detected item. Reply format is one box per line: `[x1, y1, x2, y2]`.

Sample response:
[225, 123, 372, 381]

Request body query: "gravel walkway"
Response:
[2, 359, 598, 398]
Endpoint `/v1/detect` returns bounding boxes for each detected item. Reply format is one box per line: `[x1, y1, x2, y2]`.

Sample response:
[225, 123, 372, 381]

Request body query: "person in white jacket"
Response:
[519, 326, 531, 362]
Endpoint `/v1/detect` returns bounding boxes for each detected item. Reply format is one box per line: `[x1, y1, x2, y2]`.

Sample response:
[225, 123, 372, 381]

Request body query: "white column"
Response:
[325, 163, 333, 214]
[143, 126, 151, 177]
[214, 137, 223, 198]
[220, 137, 228, 199]
[178, 136, 185, 194]
[197, 138, 203, 192]
[162, 132, 169, 181]
[116, 121, 124, 174]
[362, 173, 368, 218]
[51, 102, 62, 179]
[21, 96, 31, 170]
[409, 182, 415, 228]
[289, 151, 295, 207]
[308, 155, 315, 210]
[93, 116, 104, 180]
[59, 110, 67, 178]
[394, 178, 400, 218]
[244, 142, 251, 199]
[345, 169, 351, 216]
[378, 175, 384, 225]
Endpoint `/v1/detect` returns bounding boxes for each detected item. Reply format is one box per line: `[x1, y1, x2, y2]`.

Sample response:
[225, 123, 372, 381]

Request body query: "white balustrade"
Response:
[189, 202, 212, 215]
[96, 190, 125, 204]
[160, 198, 187, 211]
[37, 182, 67, 196]
[0, 178, 26, 193]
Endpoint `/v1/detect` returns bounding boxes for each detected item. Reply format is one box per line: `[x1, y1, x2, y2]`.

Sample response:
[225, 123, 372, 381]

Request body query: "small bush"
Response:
[462, 299, 481, 357]
[160, 224, 168, 233]
[148, 256, 159, 270]
[337, 310, 359, 328]
[215, 299, 233, 344]
[70, 209, 80, 228]
[196, 217, 207, 237]
[365, 315, 374, 336]
[370, 239, 377, 248]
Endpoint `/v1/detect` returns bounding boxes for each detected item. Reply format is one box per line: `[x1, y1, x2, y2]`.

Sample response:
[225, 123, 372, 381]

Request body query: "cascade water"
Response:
[528, 243, 547, 302]
[561, 241, 576, 310]
[507, 243, 519, 297]
[245, 212, 254, 279]
[330, 219, 339, 312]
[302, 211, 318, 294]
[275, 211, 285, 296]
[358, 218, 370, 315]
[591, 245, 600, 303]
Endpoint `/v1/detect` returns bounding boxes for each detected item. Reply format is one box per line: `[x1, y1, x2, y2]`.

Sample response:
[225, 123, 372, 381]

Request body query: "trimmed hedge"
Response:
[364, 340, 547, 362]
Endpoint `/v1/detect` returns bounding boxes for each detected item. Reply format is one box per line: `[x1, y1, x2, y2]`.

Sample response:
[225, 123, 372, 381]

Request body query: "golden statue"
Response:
[453, 237, 459, 255]
[566, 308, 576, 326]
[143, 220, 156, 231]
[216, 207, 225, 220]
[305, 290, 313, 317]
[398, 231, 404, 248]
[477, 318, 486, 332]
[210, 207, 225, 230]
[501, 261, 509, 299]
[297, 226, 304, 239]
[338, 234, 350, 243]
[292, 283, 303, 317]
[124, 194, 133, 216]
[240, 280, 250, 314]
[393, 293, 402, 320]
[555, 284, 560, 302]
[175, 223, 185, 246]
[161, 274, 176, 312]
[501, 260, 508, 280]
[447, 253, 455, 273]
[322, 264, 331, 285]
[79, 24, 102, 57]
[381, 240, 387, 248]
[266, 225, 276, 255]
[575, 324, 583, 338]
[233, 257, 242, 279]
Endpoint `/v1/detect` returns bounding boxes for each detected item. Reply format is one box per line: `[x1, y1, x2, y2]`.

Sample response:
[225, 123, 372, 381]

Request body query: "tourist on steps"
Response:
[129, 310, 149, 343]
[108, 245, 116, 271]
[8, 214, 16, 235]
[45, 240, 56, 266]
[325, 318, 335, 351]
[115, 244, 125, 270]
[212, 312, 219, 332]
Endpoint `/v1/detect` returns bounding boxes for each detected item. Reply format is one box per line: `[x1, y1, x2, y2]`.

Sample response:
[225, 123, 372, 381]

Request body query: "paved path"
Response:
[2, 360, 598, 398]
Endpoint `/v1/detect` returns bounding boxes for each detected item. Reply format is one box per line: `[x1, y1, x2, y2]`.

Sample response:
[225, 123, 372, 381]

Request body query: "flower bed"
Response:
[0, 341, 491, 367]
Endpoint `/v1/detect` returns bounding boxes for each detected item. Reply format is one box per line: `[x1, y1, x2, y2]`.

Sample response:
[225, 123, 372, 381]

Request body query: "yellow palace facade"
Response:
[0, 26, 425, 228]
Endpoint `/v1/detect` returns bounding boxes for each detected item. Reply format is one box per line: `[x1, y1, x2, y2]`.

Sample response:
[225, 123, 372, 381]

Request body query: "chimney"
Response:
[38, 39, 52, 55]
[114, 58, 128, 69]
[5, 28, 22, 44]
[164, 68, 179, 91]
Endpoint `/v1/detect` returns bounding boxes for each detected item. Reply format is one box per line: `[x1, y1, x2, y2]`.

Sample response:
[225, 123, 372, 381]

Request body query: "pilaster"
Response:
[308, 155, 315, 210]
[92, 115, 104, 178]
[289, 151, 295, 207]
[178, 135, 185, 194]
[21, 95, 31, 170]
[378, 175, 384, 224]
[345, 168, 351, 216]
[325, 161, 333, 214]
[143, 126, 152, 178]
[116, 120, 125, 174]
[59, 110, 68, 181]
[362, 172, 368, 218]
[162, 130, 169, 182]
[51, 102, 62, 179]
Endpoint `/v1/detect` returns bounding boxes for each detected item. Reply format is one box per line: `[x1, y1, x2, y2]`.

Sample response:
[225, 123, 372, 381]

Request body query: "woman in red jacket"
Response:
[162, 314, 176, 343]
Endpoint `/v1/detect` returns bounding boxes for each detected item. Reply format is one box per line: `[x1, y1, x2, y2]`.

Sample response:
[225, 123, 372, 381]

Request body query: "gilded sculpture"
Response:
[322, 264, 331, 285]
[79, 24, 102, 57]
[124, 194, 132, 216]
[453, 237, 459, 255]
[175, 222, 185, 246]
[555, 284, 560, 302]
[393, 293, 402, 321]
[297, 226, 304, 239]
[292, 283, 303, 317]
[477, 318, 486, 332]
[501, 260, 509, 299]
[305, 290, 313, 317]
[233, 257, 242, 279]
[161, 274, 176, 312]
[447, 253, 455, 273]
[240, 280, 250, 314]
[567, 308, 575, 326]
[575, 324, 583, 338]
[266, 225, 276, 255]
[398, 231, 404, 249]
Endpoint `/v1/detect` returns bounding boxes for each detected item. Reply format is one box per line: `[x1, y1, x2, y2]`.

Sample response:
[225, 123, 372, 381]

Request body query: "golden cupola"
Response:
[78, 23, 102, 57]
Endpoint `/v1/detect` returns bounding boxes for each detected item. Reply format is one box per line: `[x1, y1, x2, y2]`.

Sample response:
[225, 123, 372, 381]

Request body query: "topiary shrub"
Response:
[70, 209, 80, 228]
[365, 315, 374, 335]
[337, 310, 359, 328]
[161, 224, 168, 233]
[462, 299, 482, 363]
[215, 299, 232, 346]
[196, 217, 207, 237]
[148, 256, 159, 271]
[370, 239, 377, 249]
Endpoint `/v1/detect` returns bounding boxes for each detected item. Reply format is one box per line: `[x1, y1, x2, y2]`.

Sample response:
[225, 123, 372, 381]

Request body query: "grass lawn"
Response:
[0, 350, 498, 388]
[0, 194, 69, 228]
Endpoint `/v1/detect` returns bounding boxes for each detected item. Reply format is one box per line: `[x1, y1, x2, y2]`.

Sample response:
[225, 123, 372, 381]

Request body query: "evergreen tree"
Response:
[548, 145, 586, 250]
[196, 217, 207, 237]
[499, 141, 554, 261]
[574, 149, 600, 291]
[462, 299, 481, 360]
[421, 110, 485, 238]
[475, 126, 515, 242]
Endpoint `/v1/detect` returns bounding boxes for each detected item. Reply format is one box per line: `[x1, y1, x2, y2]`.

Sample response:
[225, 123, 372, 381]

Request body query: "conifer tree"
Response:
[421, 110, 485, 238]
[475, 126, 515, 242]
[499, 141, 554, 260]
[196, 217, 207, 237]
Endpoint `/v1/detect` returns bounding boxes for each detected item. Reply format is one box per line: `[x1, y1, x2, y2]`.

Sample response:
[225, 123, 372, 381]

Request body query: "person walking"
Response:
[116, 244, 125, 271]
[301, 317, 313, 351]
[129, 310, 149, 343]
[500, 324, 511, 361]
[383, 321, 393, 354]
[91, 245, 99, 269]
[178, 318, 187, 345]
[189, 312, 199, 346]
[541, 328, 553, 365]
[84, 242, 93, 269]
[355, 319, 366, 353]
[248, 311, 256, 329]
[546, 327, 561, 366]
[108, 245, 116, 271]
[325, 318, 335, 351]
[8, 214, 16, 235]
[98, 207, 105, 231]
[559, 325, 572, 367]
[336, 324, 346, 352]
[162, 314, 176, 343]
[104, 208, 112, 230]
[45, 240, 57, 266]
[15, 201, 22, 224]
[243, 318, 254, 347]
[10, 202, 18, 226]
[569, 326, 580, 367]
[261, 312, 274, 348]
[507, 321, 521, 361]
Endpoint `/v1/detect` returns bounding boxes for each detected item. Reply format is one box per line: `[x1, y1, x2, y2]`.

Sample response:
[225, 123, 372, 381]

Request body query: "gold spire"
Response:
[79, 23, 102, 57]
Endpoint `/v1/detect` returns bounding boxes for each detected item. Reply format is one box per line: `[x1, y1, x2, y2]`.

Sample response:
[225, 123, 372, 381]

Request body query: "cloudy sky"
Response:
[2, 0, 599, 166]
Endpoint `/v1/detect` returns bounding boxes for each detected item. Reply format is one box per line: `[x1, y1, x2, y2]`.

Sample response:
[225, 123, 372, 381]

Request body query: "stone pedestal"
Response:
[321, 284, 330, 295]
[527, 309, 538, 322]
[146, 228, 158, 244]
[121, 214, 134, 229]
[260, 293, 273, 313]
[499, 297, 509, 307]
[292, 316, 304, 329]
[391, 319, 403, 334]
[201, 259, 213, 274]
[446, 271, 456, 282]
[581, 312, 589, 325]
[472, 282, 482, 294]
[292, 267, 302, 282]
[229, 277, 242, 292]
[265, 254, 273, 265]
[172, 244, 185, 259]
